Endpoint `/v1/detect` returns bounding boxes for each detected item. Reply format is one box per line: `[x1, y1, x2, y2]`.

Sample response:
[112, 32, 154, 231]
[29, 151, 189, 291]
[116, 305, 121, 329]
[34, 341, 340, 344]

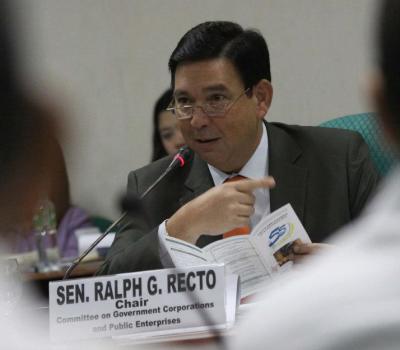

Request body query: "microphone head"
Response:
[179, 146, 193, 161]
[173, 146, 193, 167]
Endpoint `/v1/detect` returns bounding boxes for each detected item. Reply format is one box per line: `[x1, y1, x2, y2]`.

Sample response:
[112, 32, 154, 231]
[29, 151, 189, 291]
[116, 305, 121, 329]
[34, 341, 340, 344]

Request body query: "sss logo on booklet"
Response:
[268, 223, 294, 247]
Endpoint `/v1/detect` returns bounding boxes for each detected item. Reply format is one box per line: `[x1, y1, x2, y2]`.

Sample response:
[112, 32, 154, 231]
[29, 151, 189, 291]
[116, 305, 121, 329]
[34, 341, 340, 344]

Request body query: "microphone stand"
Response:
[63, 147, 192, 280]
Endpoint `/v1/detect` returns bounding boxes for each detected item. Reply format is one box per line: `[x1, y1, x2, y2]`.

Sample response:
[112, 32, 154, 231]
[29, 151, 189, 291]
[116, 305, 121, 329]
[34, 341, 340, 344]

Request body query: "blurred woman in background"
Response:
[151, 89, 185, 161]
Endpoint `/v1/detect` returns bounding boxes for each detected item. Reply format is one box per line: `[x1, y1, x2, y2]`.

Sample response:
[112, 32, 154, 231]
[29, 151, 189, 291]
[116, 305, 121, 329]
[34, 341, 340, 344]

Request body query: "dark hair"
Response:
[151, 89, 173, 161]
[0, 0, 30, 183]
[378, 0, 400, 137]
[0, 95, 42, 183]
[0, 0, 19, 100]
[168, 21, 271, 90]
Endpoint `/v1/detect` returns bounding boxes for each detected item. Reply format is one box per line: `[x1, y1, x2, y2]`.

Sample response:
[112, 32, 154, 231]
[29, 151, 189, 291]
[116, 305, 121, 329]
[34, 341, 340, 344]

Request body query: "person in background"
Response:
[11, 136, 92, 259]
[0, 0, 56, 248]
[0, 1, 91, 260]
[97, 21, 378, 275]
[151, 88, 185, 161]
[232, 1, 400, 348]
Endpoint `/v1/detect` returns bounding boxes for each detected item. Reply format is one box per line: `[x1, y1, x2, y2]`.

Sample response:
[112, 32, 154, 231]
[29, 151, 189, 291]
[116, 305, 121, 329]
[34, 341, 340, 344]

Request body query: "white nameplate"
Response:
[49, 265, 227, 341]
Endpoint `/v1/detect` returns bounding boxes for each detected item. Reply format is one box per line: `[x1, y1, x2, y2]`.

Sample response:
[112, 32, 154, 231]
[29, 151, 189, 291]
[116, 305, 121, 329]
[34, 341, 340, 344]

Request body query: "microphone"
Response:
[64, 146, 226, 349]
[63, 146, 193, 280]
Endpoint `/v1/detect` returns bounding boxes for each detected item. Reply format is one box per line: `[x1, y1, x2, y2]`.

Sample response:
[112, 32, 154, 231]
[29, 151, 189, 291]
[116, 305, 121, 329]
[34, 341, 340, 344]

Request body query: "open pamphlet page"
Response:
[163, 204, 311, 298]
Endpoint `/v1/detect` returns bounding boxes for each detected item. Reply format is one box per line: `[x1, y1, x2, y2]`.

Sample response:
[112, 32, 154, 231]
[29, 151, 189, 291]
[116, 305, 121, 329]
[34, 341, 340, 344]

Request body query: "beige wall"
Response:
[16, 0, 376, 219]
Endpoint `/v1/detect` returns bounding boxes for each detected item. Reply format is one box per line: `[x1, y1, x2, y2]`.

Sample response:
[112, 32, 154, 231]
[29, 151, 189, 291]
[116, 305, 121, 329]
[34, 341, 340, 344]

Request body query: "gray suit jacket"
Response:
[97, 122, 379, 275]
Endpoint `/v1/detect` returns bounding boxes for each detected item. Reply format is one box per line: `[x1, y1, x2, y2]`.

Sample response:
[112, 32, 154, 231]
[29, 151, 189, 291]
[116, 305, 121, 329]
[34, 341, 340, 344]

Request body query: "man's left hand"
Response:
[292, 242, 334, 263]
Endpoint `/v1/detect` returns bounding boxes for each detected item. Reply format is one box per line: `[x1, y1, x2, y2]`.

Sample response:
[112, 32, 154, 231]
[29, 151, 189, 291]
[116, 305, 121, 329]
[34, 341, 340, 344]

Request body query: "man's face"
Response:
[174, 58, 267, 173]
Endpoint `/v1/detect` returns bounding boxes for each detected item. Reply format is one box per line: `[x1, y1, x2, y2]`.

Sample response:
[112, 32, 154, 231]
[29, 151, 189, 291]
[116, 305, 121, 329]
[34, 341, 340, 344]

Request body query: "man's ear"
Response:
[253, 79, 273, 120]
[369, 70, 397, 144]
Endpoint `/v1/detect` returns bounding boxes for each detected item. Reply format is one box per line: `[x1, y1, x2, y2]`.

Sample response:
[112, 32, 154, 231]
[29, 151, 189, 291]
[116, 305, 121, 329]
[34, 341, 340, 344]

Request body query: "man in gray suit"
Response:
[97, 21, 378, 275]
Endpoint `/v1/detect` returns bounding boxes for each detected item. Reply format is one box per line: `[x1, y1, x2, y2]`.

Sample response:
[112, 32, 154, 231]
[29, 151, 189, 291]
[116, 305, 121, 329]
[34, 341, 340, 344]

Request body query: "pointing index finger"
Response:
[234, 176, 275, 192]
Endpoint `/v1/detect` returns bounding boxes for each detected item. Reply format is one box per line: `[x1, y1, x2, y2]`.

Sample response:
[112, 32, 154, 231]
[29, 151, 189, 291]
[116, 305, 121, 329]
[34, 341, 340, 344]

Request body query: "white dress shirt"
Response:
[207, 123, 270, 229]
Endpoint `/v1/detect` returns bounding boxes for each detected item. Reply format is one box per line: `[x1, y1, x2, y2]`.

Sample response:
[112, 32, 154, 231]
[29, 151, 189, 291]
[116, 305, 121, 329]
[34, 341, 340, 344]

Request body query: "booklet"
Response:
[163, 204, 311, 298]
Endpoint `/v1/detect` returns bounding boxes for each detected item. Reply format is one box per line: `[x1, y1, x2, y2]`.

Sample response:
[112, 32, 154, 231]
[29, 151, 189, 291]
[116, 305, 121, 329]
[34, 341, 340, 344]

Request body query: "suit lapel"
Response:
[267, 122, 308, 222]
[179, 153, 214, 207]
[178, 154, 221, 247]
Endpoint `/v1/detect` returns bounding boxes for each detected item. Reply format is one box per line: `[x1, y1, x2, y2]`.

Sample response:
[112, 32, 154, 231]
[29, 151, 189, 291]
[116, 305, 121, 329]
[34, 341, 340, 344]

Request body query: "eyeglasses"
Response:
[166, 88, 250, 120]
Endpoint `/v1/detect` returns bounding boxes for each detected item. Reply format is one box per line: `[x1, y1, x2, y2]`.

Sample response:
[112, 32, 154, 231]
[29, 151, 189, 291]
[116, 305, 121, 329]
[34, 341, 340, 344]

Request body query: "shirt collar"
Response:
[208, 123, 269, 186]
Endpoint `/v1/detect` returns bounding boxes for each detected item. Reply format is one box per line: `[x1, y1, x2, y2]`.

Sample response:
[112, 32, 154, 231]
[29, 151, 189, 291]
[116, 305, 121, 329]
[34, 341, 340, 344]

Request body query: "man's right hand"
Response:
[166, 176, 275, 244]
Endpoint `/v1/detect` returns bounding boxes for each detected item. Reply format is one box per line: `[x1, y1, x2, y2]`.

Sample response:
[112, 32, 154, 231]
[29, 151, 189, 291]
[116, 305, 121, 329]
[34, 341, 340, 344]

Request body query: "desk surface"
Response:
[22, 260, 103, 281]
